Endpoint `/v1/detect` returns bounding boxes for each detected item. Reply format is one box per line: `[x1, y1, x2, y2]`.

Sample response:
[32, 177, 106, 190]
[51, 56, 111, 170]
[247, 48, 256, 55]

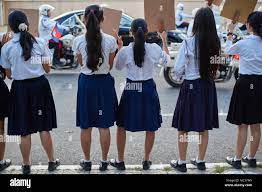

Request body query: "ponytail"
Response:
[247, 11, 262, 39]
[8, 10, 37, 61]
[131, 19, 148, 68]
[20, 30, 37, 61]
[133, 27, 146, 68]
[84, 5, 104, 72]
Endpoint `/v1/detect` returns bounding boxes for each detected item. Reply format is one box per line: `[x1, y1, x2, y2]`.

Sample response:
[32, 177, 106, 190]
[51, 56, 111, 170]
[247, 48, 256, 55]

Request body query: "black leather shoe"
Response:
[80, 160, 92, 171]
[142, 161, 152, 170]
[0, 159, 11, 172]
[242, 156, 257, 168]
[170, 160, 187, 173]
[99, 161, 109, 171]
[226, 157, 242, 169]
[109, 159, 126, 170]
[22, 165, 31, 175]
[48, 159, 60, 172]
[190, 159, 206, 171]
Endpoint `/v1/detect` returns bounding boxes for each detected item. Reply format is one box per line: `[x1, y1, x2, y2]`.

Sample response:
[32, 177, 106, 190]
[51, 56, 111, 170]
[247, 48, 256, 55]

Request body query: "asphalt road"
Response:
[3, 68, 262, 165]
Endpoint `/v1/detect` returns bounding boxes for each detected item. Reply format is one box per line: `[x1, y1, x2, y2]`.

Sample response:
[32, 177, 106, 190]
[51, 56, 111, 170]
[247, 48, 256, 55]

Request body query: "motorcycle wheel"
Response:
[163, 67, 183, 87]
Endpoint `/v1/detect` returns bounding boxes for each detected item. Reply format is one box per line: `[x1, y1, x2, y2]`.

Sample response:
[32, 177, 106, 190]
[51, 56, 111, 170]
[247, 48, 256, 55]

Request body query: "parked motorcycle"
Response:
[51, 15, 84, 70]
[162, 32, 243, 87]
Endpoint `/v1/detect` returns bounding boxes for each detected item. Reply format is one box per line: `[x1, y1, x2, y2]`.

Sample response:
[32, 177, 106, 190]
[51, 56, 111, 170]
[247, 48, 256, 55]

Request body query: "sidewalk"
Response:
[1, 163, 262, 174]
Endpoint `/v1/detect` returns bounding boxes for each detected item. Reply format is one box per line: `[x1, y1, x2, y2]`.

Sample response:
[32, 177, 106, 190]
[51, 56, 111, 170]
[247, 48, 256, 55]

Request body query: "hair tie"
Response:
[18, 23, 28, 32]
[90, 9, 95, 14]
[138, 26, 142, 29]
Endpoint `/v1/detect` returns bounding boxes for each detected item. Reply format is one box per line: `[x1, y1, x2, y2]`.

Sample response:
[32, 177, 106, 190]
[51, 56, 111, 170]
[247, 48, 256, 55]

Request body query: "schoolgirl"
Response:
[225, 11, 262, 169]
[0, 33, 12, 171]
[1, 11, 59, 174]
[110, 18, 170, 170]
[171, 7, 220, 172]
[73, 5, 119, 171]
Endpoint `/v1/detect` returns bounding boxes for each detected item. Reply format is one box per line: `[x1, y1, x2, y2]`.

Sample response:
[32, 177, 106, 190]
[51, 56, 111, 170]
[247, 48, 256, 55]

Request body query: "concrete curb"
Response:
[1, 163, 262, 175]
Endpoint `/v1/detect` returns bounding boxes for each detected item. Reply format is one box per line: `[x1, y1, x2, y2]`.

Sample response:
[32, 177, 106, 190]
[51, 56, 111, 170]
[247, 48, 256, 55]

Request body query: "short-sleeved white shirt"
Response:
[72, 32, 118, 75]
[1, 33, 51, 80]
[114, 43, 170, 81]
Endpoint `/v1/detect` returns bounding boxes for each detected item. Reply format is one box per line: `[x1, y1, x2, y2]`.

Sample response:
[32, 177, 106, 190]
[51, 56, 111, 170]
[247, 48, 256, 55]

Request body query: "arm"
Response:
[224, 22, 241, 55]
[40, 40, 52, 73]
[174, 41, 187, 78]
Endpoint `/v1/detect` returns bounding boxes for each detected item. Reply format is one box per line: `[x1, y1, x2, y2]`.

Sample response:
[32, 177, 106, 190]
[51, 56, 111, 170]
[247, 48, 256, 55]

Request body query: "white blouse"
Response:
[72, 32, 118, 75]
[174, 36, 201, 80]
[224, 34, 262, 75]
[114, 43, 170, 81]
[1, 33, 51, 80]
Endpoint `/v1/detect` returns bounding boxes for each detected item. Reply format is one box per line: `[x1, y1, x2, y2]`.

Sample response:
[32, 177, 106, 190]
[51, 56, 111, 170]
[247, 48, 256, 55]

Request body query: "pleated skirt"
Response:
[172, 78, 219, 132]
[117, 78, 162, 132]
[76, 73, 118, 129]
[8, 75, 57, 136]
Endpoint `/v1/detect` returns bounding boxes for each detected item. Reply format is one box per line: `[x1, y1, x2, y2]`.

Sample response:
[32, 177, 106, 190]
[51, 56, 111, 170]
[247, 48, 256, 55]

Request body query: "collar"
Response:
[12, 32, 20, 42]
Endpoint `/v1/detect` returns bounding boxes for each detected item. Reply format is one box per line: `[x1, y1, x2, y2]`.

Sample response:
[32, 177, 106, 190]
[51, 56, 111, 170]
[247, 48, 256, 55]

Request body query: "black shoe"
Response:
[80, 160, 92, 171]
[0, 159, 11, 172]
[142, 161, 152, 170]
[242, 156, 257, 168]
[99, 161, 109, 171]
[48, 159, 60, 172]
[109, 159, 126, 171]
[170, 160, 187, 173]
[190, 159, 206, 171]
[22, 165, 31, 175]
[226, 157, 242, 169]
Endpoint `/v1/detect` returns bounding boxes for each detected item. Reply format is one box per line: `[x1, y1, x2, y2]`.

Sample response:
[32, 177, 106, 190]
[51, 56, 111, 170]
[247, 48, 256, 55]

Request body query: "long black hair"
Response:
[8, 10, 37, 61]
[247, 11, 262, 39]
[131, 19, 148, 68]
[192, 7, 221, 79]
[84, 5, 104, 72]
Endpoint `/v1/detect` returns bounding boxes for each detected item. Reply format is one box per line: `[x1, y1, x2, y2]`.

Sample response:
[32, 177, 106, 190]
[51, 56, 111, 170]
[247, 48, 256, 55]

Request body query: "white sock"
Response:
[248, 155, 255, 160]
[101, 160, 108, 163]
[84, 159, 91, 163]
[196, 157, 205, 163]
[178, 159, 186, 165]
[234, 156, 241, 161]
[116, 159, 123, 163]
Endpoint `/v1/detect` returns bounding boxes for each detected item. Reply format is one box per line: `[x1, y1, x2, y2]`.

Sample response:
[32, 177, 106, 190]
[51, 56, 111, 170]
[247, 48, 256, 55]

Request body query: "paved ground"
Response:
[3, 67, 262, 166]
[1, 163, 262, 175]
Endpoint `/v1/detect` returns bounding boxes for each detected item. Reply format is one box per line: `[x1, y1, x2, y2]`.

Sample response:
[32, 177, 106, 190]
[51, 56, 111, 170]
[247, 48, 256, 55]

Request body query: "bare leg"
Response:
[198, 131, 209, 161]
[235, 124, 248, 159]
[249, 124, 261, 158]
[178, 131, 188, 161]
[98, 128, 111, 161]
[20, 135, 31, 165]
[39, 131, 55, 162]
[80, 128, 92, 161]
[117, 127, 126, 162]
[144, 131, 155, 161]
[0, 120, 5, 161]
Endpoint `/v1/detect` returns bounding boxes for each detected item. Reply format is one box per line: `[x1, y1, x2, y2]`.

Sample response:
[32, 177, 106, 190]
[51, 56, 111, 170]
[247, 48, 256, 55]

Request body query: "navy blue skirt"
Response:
[227, 75, 262, 125]
[116, 78, 162, 132]
[8, 75, 57, 136]
[76, 73, 118, 129]
[0, 79, 9, 120]
[172, 78, 219, 132]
